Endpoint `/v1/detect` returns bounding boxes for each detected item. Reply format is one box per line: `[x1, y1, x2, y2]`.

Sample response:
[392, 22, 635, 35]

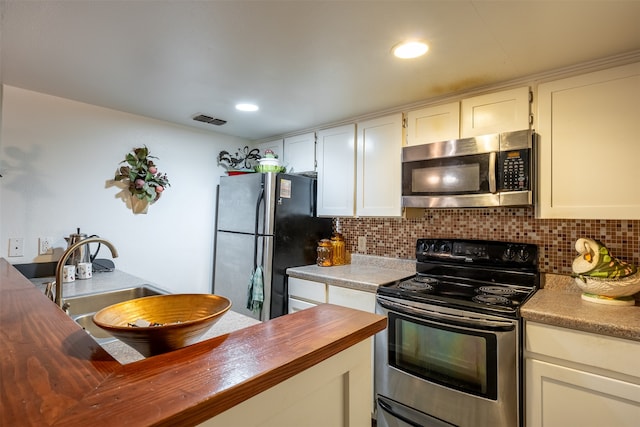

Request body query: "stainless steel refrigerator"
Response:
[212, 172, 333, 321]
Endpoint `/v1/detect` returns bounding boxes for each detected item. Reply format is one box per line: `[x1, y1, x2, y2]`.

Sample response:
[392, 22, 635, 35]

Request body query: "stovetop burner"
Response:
[377, 238, 540, 317]
[413, 276, 439, 285]
[472, 294, 512, 305]
[477, 286, 518, 296]
[398, 280, 435, 292]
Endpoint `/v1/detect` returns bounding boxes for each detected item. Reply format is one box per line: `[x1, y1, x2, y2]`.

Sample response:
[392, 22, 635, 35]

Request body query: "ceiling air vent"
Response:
[193, 114, 227, 126]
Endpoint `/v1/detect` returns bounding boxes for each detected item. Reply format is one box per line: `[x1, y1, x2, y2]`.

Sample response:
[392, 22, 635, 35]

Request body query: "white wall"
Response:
[0, 85, 249, 294]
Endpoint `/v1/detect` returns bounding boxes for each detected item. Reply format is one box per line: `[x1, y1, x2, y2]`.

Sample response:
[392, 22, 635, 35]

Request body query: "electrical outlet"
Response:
[357, 236, 367, 253]
[39, 237, 54, 255]
[9, 238, 24, 257]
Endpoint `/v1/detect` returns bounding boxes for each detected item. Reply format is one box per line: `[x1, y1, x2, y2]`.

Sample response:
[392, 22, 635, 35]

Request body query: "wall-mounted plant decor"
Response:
[114, 146, 170, 214]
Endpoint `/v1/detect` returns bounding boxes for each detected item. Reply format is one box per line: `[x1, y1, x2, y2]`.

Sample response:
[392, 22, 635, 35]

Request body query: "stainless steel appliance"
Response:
[64, 228, 100, 266]
[375, 238, 539, 427]
[402, 130, 536, 208]
[213, 172, 332, 321]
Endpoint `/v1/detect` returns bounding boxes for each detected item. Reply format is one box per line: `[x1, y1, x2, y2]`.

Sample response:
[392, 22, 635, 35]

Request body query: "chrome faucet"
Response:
[53, 237, 119, 308]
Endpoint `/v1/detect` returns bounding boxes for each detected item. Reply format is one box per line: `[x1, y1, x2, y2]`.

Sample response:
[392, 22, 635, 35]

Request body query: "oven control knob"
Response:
[518, 247, 530, 262]
[440, 243, 451, 254]
[504, 246, 516, 260]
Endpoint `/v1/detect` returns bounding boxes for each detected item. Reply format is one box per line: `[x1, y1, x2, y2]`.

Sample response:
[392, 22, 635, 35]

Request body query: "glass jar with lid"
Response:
[330, 233, 346, 266]
[317, 239, 333, 267]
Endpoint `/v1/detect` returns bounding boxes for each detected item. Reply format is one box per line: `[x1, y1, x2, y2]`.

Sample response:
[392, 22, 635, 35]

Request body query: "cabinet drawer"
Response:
[525, 321, 640, 378]
[327, 285, 376, 313]
[288, 277, 326, 304]
[288, 297, 318, 314]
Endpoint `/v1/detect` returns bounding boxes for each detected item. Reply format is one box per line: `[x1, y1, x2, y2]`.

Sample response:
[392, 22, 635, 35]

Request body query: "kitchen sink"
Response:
[74, 313, 115, 340]
[64, 285, 168, 343]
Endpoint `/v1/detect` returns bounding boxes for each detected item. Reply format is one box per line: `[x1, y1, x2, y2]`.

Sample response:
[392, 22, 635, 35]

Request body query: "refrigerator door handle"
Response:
[253, 185, 265, 270]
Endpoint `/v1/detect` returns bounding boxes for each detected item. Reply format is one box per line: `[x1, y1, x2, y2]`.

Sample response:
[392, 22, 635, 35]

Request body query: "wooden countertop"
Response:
[0, 259, 386, 426]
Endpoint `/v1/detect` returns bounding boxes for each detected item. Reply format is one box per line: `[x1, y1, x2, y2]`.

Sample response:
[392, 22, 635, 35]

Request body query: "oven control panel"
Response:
[416, 238, 538, 267]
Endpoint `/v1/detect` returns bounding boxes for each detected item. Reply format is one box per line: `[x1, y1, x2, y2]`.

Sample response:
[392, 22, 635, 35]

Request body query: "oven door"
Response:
[375, 295, 520, 427]
[401, 134, 500, 208]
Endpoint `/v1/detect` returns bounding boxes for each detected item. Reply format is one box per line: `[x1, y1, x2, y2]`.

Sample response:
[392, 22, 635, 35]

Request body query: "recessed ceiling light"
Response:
[393, 41, 429, 59]
[235, 103, 259, 112]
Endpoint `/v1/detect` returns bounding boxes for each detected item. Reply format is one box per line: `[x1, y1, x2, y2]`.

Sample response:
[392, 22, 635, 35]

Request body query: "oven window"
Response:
[388, 312, 498, 400]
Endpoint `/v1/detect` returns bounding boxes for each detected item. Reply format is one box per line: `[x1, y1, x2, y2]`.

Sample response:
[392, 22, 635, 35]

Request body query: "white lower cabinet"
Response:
[201, 339, 372, 427]
[287, 277, 327, 313]
[525, 321, 640, 427]
[287, 276, 378, 417]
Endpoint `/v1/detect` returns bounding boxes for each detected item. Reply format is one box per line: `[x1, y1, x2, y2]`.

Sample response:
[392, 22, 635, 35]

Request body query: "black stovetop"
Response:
[377, 238, 540, 317]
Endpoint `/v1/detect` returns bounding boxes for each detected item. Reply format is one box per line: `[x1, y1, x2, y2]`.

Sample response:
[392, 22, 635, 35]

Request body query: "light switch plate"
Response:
[9, 238, 24, 257]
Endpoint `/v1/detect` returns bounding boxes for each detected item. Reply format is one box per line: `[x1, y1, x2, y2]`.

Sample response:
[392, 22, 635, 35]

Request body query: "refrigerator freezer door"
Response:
[217, 173, 272, 235]
[213, 231, 273, 321]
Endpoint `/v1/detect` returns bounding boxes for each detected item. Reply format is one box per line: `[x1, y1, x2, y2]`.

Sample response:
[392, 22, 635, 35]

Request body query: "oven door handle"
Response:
[378, 396, 455, 427]
[377, 297, 516, 332]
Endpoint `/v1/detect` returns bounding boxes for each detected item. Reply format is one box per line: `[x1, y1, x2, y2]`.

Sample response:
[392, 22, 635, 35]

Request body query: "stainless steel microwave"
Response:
[402, 129, 536, 208]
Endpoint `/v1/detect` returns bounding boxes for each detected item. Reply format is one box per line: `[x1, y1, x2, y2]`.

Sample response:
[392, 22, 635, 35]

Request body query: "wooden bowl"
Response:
[93, 294, 232, 357]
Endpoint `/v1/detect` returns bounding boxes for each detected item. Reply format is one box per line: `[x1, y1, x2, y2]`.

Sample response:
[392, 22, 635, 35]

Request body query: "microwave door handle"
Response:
[377, 297, 515, 332]
[489, 151, 497, 193]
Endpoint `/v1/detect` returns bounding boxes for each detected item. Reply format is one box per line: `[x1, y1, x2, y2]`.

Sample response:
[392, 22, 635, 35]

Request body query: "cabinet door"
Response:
[406, 102, 460, 146]
[526, 359, 640, 427]
[460, 86, 530, 137]
[537, 62, 640, 219]
[284, 132, 316, 173]
[254, 139, 284, 159]
[356, 113, 403, 217]
[316, 124, 356, 217]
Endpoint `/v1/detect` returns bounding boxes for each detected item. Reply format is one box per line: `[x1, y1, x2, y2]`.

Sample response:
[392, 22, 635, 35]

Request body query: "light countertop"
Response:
[522, 274, 640, 342]
[287, 254, 415, 292]
[287, 254, 640, 342]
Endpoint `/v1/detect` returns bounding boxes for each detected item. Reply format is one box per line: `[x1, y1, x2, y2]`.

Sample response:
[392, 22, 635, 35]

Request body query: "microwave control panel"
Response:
[498, 149, 530, 192]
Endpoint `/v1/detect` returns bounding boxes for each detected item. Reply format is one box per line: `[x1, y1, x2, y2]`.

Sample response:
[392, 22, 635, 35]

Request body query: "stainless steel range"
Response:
[375, 238, 539, 427]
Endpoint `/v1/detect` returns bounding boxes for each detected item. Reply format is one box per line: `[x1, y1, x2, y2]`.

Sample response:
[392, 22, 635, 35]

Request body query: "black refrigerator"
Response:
[212, 172, 333, 321]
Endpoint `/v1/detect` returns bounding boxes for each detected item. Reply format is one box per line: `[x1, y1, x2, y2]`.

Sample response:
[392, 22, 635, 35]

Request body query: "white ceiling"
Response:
[2, 1, 640, 141]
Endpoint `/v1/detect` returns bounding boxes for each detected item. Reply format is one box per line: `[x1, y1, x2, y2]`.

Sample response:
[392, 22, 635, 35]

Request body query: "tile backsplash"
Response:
[336, 208, 639, 275]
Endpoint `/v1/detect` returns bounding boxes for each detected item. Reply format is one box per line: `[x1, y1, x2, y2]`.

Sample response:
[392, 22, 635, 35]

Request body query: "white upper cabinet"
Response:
[537, 62, 640, 219]
[254, 138, 284, 159]
[405, 101, 460, 146]
[356, 113, 403, 217]
[316, 124, 356, 217]
[460, 86, 531, 137]
[283, 132, 316, 173]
